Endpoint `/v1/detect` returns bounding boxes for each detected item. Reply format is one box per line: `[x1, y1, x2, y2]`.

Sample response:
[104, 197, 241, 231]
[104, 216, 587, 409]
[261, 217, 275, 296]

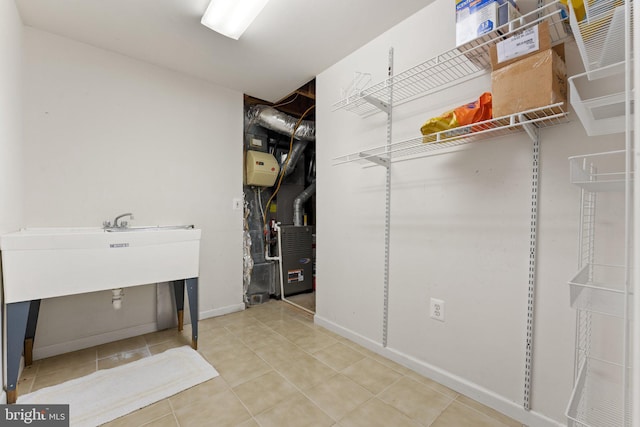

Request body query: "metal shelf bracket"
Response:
[360, 152, 390, 167]
[519, 114, 540, 143]
[363, 95, 391, 114]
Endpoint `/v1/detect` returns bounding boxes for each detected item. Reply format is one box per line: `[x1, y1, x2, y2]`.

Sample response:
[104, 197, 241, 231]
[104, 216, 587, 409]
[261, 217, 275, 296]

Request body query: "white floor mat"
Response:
[18, 345, 219, 427]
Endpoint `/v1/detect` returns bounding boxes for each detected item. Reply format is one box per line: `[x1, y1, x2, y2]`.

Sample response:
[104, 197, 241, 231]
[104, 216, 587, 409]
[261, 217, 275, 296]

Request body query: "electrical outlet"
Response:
[430, 298, 445, 322]
[232, 198, 243, 211]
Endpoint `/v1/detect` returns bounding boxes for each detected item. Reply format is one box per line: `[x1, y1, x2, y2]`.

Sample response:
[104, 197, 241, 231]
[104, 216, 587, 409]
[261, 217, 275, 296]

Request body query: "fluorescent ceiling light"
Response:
[201, 0, 270, 40]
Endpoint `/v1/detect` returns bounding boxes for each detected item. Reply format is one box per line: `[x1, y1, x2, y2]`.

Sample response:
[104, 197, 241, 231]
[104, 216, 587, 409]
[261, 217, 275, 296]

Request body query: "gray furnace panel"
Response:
[280, 225, 313, 297]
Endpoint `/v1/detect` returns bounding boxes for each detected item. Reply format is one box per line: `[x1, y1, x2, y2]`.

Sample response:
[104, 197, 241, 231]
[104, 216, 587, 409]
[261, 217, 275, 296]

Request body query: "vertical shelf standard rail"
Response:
[382, 48, 394, 348]
[524, 128, 541, 410]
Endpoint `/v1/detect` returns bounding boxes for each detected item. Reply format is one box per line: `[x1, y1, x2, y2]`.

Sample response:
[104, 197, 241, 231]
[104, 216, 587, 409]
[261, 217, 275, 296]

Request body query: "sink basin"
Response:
[105, 225, 195, 232]
[0, 226, 201, 303]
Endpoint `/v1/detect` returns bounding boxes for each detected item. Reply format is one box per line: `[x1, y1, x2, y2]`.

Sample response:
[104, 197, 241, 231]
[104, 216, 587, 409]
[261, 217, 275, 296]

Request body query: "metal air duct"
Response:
[293, 180, 316, 226]
[246, 105, 315, 142]
[246, 105, 315, 177]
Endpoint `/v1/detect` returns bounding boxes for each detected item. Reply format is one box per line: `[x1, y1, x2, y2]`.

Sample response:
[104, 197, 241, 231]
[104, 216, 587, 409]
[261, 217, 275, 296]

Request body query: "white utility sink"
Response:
[0, 226, 201, 303]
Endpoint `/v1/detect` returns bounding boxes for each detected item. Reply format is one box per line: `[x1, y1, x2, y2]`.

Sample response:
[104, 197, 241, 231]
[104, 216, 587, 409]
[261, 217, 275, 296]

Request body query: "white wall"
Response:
[0, 1, 24, 232]
[315, 0, 625, 425]
[0, 0, 25, 404]
[22, 27, 245, 358]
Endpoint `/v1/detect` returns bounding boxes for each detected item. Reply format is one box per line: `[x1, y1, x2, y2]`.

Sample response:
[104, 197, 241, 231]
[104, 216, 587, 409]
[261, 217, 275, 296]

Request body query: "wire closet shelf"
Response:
[567, 357, 631, 427]
[565, 147, 634, 427]
[333, 103, 568, 166]
[331, 1, 571, 117]
[567, 0, 634, 136]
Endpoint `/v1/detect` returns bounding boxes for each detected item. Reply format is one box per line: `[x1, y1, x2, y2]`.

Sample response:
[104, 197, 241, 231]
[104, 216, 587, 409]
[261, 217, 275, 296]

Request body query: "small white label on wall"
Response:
[497, 25, 540, 64]
[109, 243, 129, 248]
[232, 198, 243, 210]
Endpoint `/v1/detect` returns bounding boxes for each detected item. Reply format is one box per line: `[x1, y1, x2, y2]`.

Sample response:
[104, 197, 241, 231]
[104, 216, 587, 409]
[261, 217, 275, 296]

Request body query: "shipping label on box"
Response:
[490, 21, 551, 70]
[496, 25, 540, 63]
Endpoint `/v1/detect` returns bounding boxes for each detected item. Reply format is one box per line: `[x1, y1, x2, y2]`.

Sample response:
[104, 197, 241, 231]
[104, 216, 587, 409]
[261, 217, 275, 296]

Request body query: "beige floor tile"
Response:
[338, 398, 421, 427]
[336, 339, 375, 355]
[199, 337, 256, 365]
[214, 351, 273, 387]
[284, 305, 314, 322]
[225, 321, 270, 338]
[213, 311, 260, 328]
[147, 337, 192, 355]
[174, 389, 251, 427]
[36, 347, 97, 376]
[455, 395, 521, 427]
[17, 301, 518, 427]
[312, 342, 366, 371]
[254, 342, 309, 366]
[378, 376, 455, 425]
[240, 330, 291, 351]
[169, 376, 230, 411]
[310, 325, 343, 339]
[233, 370, 299, 415]
[406, 371, 460, 398]
[431, 401, 509, 427]
[143, 328, 188, 347]
[197, 324, 233, 343]
[98, 347, 151, 370]
[275, 354, 337, 391]
[305, 374, 373, 420]
[141, 414, 178, 427]
[198, 317, 228, 331]
[288, 329, 338, 353]
[369, 353, 414, 375]
[267, 319, 315, 338]
[341, 357, 402, 394]
[255, 393, 334, 427]
[31, 361, 96, 392]
[249, 309, 294, 324]
[235, 418, 261, 427]
[258, 316, 295, 330]
[102, 400, 173, 427]
[97, 336, 147, 359]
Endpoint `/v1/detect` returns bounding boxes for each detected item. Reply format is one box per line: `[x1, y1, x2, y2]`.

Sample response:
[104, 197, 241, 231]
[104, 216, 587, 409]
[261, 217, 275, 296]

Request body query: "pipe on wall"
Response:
[281, 140, 308, 177]
[293, 180, 316, 227]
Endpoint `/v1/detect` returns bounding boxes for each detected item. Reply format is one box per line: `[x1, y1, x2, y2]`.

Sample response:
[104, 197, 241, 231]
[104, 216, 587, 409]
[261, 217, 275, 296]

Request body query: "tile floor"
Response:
[18, 300, 522, 427]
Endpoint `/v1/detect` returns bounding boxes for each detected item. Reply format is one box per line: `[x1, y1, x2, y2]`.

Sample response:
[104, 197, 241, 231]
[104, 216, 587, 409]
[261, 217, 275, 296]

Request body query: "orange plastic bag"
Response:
[421, 92, 492, 143]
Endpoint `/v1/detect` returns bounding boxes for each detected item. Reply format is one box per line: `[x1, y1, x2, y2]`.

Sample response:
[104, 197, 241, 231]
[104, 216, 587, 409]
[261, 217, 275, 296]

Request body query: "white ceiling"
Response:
[15, 0, 433, 102]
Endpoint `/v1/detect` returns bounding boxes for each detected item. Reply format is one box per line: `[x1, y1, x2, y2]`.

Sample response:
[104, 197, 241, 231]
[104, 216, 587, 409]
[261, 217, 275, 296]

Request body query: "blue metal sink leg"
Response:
[5, 301, 30, 404]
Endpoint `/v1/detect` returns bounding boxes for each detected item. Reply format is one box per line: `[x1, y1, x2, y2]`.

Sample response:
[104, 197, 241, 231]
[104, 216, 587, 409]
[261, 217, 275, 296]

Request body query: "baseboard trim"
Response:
[200, 303, 245, 320]
[314, 314, 564, 427]
[33, 323, 159, 360]
[33, 303, 246, 360]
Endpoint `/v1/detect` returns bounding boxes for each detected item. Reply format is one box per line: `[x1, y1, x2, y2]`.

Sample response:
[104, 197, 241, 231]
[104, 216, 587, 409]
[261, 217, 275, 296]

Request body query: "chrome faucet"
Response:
[104, 212, 134, 229]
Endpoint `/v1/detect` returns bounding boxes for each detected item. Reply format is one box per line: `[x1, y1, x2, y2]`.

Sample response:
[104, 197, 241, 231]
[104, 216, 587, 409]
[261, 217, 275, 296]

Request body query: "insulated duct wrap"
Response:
[243, 202, 253, 304]
[247, 105, 315, 142]
[293, 180, 316, 227]
[282, 140, 308, 177]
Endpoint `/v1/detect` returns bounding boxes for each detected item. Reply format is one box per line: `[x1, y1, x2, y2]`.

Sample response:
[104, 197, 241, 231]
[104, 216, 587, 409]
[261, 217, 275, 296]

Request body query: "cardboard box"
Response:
[491, 46, 567, 118]
[456, 0, 519, 46]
